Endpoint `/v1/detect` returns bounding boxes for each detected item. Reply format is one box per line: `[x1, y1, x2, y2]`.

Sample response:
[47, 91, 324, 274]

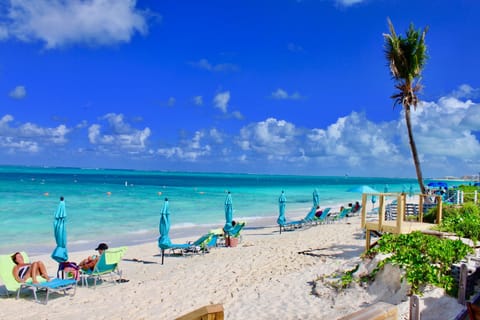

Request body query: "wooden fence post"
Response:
[410, 294, 420, 320]
[458, 263, 468, 305]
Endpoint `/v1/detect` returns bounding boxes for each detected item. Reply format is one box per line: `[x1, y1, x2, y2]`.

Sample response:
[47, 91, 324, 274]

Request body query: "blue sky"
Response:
[0, 0, 479, 178]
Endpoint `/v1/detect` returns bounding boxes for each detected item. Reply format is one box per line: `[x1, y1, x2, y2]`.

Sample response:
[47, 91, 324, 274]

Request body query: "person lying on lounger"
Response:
[78, 242, 108, 271]
[11, 252, 50, 284]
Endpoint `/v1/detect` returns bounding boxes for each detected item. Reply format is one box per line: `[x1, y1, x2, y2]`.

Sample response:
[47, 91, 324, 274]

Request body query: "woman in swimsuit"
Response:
[11, 252, 50, 284]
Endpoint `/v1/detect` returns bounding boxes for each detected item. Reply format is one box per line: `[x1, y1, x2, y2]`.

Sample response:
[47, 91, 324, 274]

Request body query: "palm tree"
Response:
[384, 18, 428, 195]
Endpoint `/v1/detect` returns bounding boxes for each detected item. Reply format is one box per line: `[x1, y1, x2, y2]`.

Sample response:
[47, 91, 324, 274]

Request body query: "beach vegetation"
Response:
[319, 265, 362, 292]
[457, 185, 480, 203]
[433, 203, 480, 244]
[367, 231, 472, 295]
[383, 18, 428, 194]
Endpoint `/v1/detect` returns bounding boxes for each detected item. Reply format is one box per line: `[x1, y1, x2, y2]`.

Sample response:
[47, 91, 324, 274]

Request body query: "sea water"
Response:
[0, 166, 453, 255]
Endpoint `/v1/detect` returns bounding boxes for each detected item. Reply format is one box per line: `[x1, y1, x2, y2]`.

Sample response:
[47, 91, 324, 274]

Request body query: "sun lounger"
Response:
[330, 207, 352, 223]
[312, 207, 331, 224]
[0, 252, 76, 304]
[279, 207, 317, 232]
[80, 246, 127, 288]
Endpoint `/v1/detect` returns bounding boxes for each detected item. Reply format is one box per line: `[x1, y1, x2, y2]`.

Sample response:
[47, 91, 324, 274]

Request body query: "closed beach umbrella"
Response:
[277, 191, 286, 233]
[371, 195, 377, 208]
[409, 185, 414, 197]
[384, 184, 389, 193]
[51, 197, 68, 263]
[313, 189, 320, 208]
[223, 192, 234, 236]
[158, 198, 172, 265]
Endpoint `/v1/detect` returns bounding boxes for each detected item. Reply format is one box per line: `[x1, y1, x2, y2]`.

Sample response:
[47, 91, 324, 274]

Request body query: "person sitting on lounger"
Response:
[315, 206, 323, 218]
[78, 243, 108, 271]
[11, 252, 50, 284]
[352, 201, 361, 213]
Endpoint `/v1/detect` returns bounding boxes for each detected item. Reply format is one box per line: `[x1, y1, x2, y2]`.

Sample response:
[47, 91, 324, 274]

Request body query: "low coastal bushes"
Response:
[433, 203, 480, 244]
[366, 231, 472, 295]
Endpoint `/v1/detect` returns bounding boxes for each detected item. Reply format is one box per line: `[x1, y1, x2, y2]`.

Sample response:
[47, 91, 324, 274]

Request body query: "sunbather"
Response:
[78, 243, 108, 271]
[11, 252, 50, 284]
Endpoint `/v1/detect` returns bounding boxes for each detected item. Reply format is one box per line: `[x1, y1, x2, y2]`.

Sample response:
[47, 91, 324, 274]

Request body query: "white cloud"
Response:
[193, 96, 203, 106]
[287, 42, 304, 53]
[231, 111, 244, 120]
[88, 113, 151, 152]
[9, 85, 26, 99]
[335, 0, 365, 7]
[167, 97, 176, 107]
[451, 84, 480, 99]
[0, 114, 71, 153]
[1, 0, 150, 49]
[213, 91, 230, 113]
[156, 130, 211, 161]
[230, 85, 480, 176]
[189, 59, 238, 72]
[237, 118, 298, 158]
[271, 88, 303, 100]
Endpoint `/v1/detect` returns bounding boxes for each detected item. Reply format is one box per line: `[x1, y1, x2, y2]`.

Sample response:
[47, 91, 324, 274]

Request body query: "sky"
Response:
[0, 0, 479, 178]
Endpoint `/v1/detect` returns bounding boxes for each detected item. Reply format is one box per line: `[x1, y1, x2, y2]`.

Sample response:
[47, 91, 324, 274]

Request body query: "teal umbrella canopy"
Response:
[277, 191, 286, 225]
[347, 185, 380, 194]
[313, 189, 320, 208]
[305, 189, 321, 219]
[158, 198, 172, 250]
[51, 197, 68, 263]
[223, 192, 234, 236]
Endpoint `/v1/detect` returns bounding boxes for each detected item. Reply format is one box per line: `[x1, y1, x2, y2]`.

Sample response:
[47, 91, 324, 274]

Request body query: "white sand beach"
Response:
[0, 215, 465, 320]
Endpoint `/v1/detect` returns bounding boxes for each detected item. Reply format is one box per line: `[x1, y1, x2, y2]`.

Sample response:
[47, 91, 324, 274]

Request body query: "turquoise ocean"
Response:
[0, 166, 457, 256]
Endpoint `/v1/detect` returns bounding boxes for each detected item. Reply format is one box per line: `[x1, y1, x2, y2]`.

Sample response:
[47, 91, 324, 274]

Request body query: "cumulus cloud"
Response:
[451, 84, 480, 99]
[88, 113, 151, 152]
[189, 59, 239, 72]
[229, 84, 480, 176]
[231, 111, 244, 120]
[287, 42, 304, 53]
[9, 85, 26, 99]
[0, 0, 150, 49]
[271, 88, 303, 100]
[237, 118, 299, 158]
[0, 114, 70, 153]
[156, 130, 212, 161]
[167, 97, 176, 107]
[193, 96, 203, 106]
[335, 0, 365, 7]
[213, 91, 230, 113]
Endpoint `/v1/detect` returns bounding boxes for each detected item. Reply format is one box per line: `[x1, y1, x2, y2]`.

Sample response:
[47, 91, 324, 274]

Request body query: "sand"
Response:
[0, 215, 466, 320]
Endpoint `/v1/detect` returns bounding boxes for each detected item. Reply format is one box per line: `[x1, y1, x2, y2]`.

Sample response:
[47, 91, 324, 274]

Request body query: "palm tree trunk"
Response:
[405, 106, 426, 194]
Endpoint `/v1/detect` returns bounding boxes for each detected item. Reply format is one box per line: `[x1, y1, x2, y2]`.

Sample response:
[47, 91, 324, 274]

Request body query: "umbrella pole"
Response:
[279, 226, 282, 234]
[161, 249, 165, 265]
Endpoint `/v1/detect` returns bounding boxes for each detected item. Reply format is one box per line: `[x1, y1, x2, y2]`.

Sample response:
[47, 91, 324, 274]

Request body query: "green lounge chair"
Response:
[224, 222, 246, 246]
[184, 233, 219, 254]
[312, 207, 331, 224]
[330, 207, 352, 223]
[161, 233, 218, 263]
[280, 207, 317, 231]
[0, 252, 76, 304]
[79, 246, 127, 288]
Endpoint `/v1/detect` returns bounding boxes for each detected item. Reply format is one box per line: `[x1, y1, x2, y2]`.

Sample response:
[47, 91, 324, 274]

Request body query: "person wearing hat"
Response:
[78, 243, 108, 271]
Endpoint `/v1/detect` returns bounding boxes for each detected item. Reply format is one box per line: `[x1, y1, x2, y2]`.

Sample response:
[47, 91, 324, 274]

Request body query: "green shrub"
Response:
[458, 185, 480, 203]
[436, 203, 480, 243]
[367, 231, 472, 295]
